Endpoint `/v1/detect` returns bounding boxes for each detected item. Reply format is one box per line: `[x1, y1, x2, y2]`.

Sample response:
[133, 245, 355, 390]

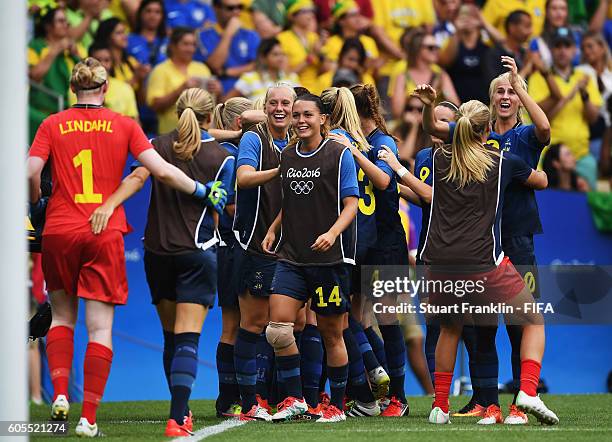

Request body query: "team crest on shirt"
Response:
[503, 139, 512, 152]
[287, 167, 320, 195]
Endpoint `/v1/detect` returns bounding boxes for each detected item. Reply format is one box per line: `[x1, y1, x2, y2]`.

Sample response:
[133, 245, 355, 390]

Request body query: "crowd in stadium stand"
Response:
[27, 0, 612, 191]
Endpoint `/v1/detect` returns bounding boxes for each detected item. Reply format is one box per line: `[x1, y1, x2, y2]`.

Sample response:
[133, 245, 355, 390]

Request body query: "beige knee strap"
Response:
[266, 321, 295, 350]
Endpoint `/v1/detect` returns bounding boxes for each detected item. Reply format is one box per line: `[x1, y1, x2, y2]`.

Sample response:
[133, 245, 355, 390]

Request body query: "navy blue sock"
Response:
[276, 354, 302, 399]
[461, 326, 478, 405]
[216, 342, 239, 411]
[294, 330, 303, 351]
[327, 364, 348, 410]
[425, 324, 439, 384]
[300, 324, 323, 407]
[343, 328, 375, 403]
[234, 328, 258, 410]
[349, 316, 379, 372]
[256, 331, 274, 400]
[506, 324, 523, 403]
[162, 330, 175, 394]
[170, 332, 199, 423]
[474, 326, 499, 407]
[364, 326, 388, 371]
[379, 325, 406, 402]
[319, 343, 327, 395]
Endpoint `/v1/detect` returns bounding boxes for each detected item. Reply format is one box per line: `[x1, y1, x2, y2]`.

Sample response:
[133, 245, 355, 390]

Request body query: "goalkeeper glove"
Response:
[193, 180, 228, 214]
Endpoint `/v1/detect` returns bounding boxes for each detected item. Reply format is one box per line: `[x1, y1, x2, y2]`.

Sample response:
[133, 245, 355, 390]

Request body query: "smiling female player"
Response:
[381, 96, 558, 426]
[232, 83, 297, 421]
[262, 93, 359, 423]
[321, 86, 390, 418]
[422, 56, 551, 425]
[27, 59, 224, 437]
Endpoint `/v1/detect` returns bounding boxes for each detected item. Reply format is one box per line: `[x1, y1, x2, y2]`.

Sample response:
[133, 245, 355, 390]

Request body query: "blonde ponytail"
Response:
[174, 88, 215, 161]
[211, 97, 253, 130]
[446, 100, 497, 187]
[321, 87, 369, 151]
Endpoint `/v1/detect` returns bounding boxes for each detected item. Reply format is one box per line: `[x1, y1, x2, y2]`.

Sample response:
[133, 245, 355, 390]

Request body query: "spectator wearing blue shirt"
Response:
[165, 0, 216, 30]
[127, 0, 168, 66]
[127, 0, 169, 134]
[195, 0, 260, 94]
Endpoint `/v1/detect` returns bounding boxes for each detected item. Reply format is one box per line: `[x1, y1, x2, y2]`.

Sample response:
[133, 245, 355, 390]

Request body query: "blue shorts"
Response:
[502, 235, 540, 299]
[235, 248, 277, 297]
[271, 261, 351, 316]
[144, 248, 217, 307]
[217, 244, 239, 308]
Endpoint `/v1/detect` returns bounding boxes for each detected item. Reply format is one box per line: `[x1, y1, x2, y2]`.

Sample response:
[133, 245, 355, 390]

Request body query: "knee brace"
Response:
[266, 321, 295, 351]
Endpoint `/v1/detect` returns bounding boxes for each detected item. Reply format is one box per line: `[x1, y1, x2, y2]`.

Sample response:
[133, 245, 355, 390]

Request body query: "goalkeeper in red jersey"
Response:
[27, 57, 227, 437]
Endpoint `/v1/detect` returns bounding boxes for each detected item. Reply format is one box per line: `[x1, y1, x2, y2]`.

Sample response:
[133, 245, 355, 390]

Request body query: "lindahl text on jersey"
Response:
[59, 119, 114, 135]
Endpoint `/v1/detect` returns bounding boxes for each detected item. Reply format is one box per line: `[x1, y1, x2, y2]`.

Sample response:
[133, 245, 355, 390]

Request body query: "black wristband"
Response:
[581, 90, 589, 101]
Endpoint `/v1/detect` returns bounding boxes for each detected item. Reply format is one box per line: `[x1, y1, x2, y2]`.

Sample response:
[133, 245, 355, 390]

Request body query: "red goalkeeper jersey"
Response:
[29, 105, 152, 235]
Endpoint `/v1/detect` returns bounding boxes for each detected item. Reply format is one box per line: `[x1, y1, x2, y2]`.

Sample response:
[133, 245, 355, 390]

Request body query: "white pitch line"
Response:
[172, 419, 247, 442]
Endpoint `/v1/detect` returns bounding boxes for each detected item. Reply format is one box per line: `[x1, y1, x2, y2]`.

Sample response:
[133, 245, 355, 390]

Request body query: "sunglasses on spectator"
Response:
[222, 3, 244, 11]
[422, 44, 440, 51]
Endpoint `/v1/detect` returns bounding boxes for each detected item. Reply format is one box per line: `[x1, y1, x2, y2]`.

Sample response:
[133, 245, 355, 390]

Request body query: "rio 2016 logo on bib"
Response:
[287, 167, 321, 179]
[290, 180, 314, 195]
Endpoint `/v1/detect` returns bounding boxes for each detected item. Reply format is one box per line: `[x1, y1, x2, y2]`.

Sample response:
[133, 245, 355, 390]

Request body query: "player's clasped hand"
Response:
[377, 145, 402, 171]
[204, 180, 228, 214]
[311, 231, 337, 252]
[29, 197, 48, 229]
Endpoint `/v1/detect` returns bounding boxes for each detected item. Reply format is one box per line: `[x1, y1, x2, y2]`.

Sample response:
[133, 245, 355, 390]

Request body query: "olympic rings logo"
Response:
[290, 180, 314, 195]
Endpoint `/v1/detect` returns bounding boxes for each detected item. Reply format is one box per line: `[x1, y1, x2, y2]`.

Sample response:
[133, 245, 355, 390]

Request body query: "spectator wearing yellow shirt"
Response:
[390, 28, 459, 119]
[28, 5, 86, 142]
[226, 37, 299, 101]
[93, 18, 149, 90]
[528, 27, 603, 189]
[482, 0, 545, 37]
[318, 37, 376, 89]
[369, 0, 436, 76]
[321, 0, 380, 73]
[147, 27, 222, 134]
[88, 43, 139, 119]
[277, 0, 325, 94]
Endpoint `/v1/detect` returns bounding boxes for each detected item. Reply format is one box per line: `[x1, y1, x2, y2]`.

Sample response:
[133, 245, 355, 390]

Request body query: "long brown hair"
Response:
[350, 83, 399, 142]
[174, 88, 215, 161]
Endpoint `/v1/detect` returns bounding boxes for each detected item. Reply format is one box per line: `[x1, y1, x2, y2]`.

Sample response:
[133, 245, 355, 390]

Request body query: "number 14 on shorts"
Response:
[315, 286, 342, 307]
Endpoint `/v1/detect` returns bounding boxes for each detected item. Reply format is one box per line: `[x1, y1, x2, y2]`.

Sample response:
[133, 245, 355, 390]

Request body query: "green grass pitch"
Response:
[30, 394, 612, 441]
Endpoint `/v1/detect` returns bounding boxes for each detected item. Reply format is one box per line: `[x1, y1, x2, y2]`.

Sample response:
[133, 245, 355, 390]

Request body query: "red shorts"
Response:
[428, 256, 526, 304]
[42, 229, 128, 305]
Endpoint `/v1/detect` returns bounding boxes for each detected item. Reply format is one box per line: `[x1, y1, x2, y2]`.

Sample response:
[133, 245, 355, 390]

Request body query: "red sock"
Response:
[520, 359, 541, 396]
[433, 372, 453, 413]
[82, 342, 113, 424]
[46, 326, 74, 401]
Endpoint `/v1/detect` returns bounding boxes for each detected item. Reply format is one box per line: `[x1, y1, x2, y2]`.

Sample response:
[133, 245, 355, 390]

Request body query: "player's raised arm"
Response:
[502, 56, 551, 144]
[415, 85, 450, 142]
[377, 146, 432, 204]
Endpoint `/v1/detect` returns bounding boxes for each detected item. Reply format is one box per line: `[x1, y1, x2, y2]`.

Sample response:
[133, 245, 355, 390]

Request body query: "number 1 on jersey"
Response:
[73, 149, 102, 203]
